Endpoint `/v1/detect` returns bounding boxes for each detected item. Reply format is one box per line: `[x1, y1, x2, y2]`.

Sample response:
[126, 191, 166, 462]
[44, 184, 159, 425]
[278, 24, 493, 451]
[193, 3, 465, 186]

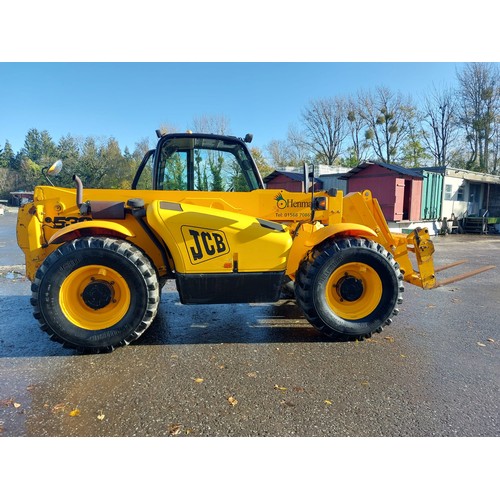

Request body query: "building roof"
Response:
[340, 161, 424, 180]
[418, 166, 500, 185]
[263, 170, 322, 183]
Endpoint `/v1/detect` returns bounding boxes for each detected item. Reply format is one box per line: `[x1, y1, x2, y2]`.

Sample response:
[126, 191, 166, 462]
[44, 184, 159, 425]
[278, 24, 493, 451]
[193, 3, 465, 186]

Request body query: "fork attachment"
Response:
[434, 263, 496, 288]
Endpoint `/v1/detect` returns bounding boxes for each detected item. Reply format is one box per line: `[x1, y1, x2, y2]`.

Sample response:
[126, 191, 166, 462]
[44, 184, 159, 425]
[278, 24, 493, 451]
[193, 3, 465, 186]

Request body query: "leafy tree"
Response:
[77, 137, 102, 187]
[0, 140, 15, 169]
[40, 130, 57, 165]
[194, 149, 209, 191]
[339, 148, 364, 168]
[399, 126, 432, 169]
[228, 158, 249, 192]
[250, 146, 273, 179]
[18, 158, 42, 190]
[22, 129, 43, 163]
[164, 153, 187, 190]
[22, 129, 57, 166]
[98, 138, 133, 189]
[209, 153, 225, 191]
[53, 134, 82, 187]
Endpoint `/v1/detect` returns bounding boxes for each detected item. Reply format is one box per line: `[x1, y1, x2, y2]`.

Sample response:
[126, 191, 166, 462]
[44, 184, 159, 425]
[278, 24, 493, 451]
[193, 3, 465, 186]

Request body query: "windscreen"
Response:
[156, 136, 261, 192]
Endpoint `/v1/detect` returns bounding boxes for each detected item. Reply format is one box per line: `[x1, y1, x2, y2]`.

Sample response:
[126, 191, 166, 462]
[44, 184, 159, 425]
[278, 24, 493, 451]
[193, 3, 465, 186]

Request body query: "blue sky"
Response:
[0, 62, 471, 156]
[1, 2, 497, 158]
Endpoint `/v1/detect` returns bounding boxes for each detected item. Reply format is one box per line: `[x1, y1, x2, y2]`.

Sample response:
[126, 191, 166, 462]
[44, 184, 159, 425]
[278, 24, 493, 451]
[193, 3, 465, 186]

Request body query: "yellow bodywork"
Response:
[17, 185, 435, 289]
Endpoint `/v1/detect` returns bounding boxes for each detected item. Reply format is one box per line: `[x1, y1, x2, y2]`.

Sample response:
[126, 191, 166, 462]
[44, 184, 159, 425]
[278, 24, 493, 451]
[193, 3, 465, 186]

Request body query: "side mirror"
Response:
[42, 159, 63, 186]
[47, 159, 63, 176]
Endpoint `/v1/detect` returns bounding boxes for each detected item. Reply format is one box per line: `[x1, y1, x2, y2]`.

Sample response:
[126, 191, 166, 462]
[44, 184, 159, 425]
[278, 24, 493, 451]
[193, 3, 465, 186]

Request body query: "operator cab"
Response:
[132, 132, 264, 192]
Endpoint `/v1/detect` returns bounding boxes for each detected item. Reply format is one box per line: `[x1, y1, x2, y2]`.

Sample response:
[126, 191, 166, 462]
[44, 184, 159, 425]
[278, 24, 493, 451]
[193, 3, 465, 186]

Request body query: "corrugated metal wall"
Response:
[421, 171, 443, 220]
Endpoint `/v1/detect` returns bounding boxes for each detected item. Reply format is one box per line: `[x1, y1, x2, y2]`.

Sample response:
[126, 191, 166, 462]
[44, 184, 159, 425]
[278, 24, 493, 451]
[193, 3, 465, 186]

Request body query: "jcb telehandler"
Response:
[16, 131, 488, 353]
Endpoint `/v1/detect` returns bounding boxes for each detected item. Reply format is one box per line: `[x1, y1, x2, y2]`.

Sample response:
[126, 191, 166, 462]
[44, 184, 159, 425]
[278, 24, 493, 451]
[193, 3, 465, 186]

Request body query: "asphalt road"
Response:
[1, 208, 499, 438]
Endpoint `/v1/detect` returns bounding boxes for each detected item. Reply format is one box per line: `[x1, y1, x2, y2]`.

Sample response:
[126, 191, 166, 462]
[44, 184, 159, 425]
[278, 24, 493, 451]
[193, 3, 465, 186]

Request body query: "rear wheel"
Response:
[31, 237, 160, 353]
[295, 237, 403, 340]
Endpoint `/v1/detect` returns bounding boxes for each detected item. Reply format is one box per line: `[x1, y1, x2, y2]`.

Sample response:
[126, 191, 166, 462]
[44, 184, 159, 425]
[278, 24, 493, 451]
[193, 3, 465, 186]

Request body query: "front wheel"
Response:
[295, 238, 403, 340]
[31, 237, 160, 353]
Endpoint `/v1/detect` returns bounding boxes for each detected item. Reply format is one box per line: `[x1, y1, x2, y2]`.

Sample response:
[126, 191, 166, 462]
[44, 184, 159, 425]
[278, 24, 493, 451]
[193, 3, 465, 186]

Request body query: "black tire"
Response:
[295, 237, 403, 341]
[31, 236, 160, 353]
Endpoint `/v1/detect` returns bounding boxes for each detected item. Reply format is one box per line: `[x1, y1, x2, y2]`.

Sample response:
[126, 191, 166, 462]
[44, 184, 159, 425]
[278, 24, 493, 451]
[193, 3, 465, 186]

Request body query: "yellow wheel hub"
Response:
[325, 262, 382, 320]
[59, 265, 131, 330]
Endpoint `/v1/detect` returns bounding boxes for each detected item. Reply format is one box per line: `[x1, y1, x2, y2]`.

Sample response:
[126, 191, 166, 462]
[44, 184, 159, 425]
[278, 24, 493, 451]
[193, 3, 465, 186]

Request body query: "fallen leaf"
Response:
[400, 354, 407, 358]
[228, 396, 238, 406]
[293, 387, 305, 393]
[384, 336, 395, 342]
[360, 381, 370, 386]
[218, 365, 226, 369]
[193, 377, 204, 383]
[13, 402, 21, 409]
[0, 398, 14, 407]
[247, 372, 257, 378]
[97, 411, 105, 421]
[168, 424, 182, 436]
[52, 403, 68, 413]
[69, 408, 80, 417]
[324, 400, 333, 405]
[477, 342, 486, 347]
[487, 338, 495, 343]
[274, 385, 287, 392]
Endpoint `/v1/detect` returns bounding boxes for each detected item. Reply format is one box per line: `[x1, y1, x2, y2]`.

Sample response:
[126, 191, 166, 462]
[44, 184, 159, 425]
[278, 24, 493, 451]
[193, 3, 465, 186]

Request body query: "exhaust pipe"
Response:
[73, 174, 84, 210]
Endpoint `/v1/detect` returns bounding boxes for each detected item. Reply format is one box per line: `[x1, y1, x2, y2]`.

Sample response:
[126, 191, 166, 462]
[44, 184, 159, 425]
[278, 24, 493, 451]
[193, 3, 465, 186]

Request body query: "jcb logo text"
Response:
[182, 226, 230, 264]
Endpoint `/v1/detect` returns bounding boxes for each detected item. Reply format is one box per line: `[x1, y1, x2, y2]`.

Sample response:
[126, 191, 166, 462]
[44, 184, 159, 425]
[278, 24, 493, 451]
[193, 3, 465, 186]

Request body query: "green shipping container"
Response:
[421, 171, 443, 220]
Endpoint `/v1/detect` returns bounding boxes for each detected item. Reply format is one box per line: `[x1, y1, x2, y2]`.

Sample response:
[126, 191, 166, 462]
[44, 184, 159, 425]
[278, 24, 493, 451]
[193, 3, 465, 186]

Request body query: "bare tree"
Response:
[300, 96, 348, 165]
[456, 62, 500, 172]
[157, 123, 179, 136]
[265, 139, 293, 168]
[358, 87, 416, 164]
[346, 96, 371, 163]
[191, 114, 231, 135]
[421, 85, 459, 167]
[285, 125, 314, 165]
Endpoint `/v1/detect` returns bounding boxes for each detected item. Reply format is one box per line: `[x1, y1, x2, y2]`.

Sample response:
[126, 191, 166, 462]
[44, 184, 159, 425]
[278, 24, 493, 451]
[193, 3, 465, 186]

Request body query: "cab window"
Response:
[156, 136, 260, 192]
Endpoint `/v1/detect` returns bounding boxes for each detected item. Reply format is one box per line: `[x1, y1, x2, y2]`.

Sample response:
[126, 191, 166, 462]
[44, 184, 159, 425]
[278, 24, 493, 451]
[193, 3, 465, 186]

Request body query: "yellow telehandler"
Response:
[16, 131, 492, 352]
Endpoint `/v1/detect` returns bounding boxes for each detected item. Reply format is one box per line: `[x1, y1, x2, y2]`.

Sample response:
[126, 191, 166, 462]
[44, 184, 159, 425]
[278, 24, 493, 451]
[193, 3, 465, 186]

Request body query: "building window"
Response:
[457, 185, 464, 201]
[444, 184, 452, 201]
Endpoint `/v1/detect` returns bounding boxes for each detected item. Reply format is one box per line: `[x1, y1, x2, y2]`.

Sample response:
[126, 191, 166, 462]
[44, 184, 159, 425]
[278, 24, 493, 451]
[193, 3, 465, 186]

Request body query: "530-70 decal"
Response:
[44, 216, 92, 228]
[181, 226, 230, 264]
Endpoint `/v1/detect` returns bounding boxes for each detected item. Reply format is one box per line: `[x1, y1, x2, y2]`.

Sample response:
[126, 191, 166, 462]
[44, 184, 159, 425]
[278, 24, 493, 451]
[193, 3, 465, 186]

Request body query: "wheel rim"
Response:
[59, 265, 131, 330]
[324, 262, 383, 320]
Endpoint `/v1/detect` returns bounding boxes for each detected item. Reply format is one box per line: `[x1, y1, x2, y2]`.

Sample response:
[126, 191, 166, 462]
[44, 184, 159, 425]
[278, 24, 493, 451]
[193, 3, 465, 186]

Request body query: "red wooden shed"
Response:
[341, 161, 423, 222]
